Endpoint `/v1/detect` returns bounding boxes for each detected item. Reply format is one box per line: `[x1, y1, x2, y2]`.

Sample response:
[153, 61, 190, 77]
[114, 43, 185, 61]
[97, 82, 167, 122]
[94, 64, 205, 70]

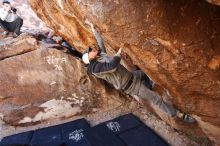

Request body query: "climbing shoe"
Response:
[176, 111, 195, 124]
[13, 33, 18, 38]
[182, 113, 196, 124]
[2, 31, 9, 37]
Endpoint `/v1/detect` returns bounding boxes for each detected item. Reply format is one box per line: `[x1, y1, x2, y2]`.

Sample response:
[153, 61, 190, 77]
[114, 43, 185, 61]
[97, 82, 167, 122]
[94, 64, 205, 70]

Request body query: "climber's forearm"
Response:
[92, 28, 107, 53]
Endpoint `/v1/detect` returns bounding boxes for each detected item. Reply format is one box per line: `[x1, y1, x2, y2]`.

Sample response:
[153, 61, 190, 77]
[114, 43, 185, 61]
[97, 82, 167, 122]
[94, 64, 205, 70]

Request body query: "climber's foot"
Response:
[12, 33, 18, 38]
[177, 112, 196, 124]
[2, 31, 9, 37]
[182, 113, 196, 123]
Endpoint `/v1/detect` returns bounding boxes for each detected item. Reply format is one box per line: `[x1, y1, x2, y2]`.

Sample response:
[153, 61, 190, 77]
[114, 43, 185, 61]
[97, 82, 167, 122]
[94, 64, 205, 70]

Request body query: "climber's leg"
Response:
[93, 29, 106, 53]
[85, 19, 107, 53]
[138, 70, 155, 90]
[0, 19, 10, 37]
[0, 19, 10, 32]
[137, 82, 177, 117]
[133, 81, 195, 123]
[12, 17, 23, 35]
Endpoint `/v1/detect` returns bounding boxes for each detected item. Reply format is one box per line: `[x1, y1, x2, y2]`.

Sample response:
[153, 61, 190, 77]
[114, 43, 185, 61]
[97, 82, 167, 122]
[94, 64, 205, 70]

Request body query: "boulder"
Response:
[206, 0, 220, 5]
[0, 35, 124, 126]
[28, 0, 220, 144]
[0, 34, 38, 60]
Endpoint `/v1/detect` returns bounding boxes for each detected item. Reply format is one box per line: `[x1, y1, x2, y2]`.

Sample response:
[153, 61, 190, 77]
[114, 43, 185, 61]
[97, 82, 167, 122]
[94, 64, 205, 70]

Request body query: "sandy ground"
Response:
[0, 98, 199, 146]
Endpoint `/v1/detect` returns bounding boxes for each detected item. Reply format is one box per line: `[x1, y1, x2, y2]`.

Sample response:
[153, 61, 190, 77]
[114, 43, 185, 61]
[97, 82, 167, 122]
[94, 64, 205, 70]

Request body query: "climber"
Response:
[0, 0, 23, 38]
[82, 20, 196, 124]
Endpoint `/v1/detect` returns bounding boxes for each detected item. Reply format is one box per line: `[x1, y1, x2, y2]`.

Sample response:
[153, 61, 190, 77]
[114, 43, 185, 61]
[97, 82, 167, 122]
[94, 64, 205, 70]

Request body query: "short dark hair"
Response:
[3, 1, 10, 5]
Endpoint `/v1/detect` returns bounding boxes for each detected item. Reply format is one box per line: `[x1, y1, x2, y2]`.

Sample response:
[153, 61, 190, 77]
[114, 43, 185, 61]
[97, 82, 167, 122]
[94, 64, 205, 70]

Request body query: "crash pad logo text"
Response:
[69, 129, 84, 142]
[106, 122, 121, 132]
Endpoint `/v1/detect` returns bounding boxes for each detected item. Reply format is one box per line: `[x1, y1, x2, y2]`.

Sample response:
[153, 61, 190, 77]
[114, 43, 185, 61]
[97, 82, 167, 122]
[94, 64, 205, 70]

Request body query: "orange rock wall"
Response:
[28, 0, 220, 144]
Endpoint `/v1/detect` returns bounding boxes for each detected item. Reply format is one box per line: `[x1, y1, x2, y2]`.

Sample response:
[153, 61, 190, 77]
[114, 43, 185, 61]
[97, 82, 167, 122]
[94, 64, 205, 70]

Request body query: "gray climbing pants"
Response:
[0, 17, 23, 34]
[125, 70, 177, 117]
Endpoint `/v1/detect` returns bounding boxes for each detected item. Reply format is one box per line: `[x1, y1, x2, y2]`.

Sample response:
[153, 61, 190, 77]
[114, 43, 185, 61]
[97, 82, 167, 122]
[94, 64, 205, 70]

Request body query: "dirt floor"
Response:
[0, 98, 207, 146]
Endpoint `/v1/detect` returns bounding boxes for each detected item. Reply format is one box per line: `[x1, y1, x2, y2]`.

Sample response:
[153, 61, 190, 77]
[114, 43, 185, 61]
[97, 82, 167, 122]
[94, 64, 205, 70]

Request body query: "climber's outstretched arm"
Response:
[86, 20, 106, 53]
[93, 28, 106, 53]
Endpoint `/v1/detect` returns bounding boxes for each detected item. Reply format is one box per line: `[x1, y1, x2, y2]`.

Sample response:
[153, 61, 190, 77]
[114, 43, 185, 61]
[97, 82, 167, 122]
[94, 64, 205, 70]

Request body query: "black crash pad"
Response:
[0, 131, 34, 146]
[98, 113, 141, 134]
[84, 125, 126, 146]
[62, 119, 91, 146]
[29, 124, 63, 146]
[82, 113, 142, 146]
[0, 114, 170, 146]
[119, 125, 169, 146]
[92, 114, 169, 146]
[30, 118, 90, 146]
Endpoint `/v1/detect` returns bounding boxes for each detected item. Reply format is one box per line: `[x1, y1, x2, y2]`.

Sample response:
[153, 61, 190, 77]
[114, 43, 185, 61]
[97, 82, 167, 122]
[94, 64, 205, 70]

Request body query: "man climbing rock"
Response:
[82, 21, 196, 124]
[0, 0, 23, 38]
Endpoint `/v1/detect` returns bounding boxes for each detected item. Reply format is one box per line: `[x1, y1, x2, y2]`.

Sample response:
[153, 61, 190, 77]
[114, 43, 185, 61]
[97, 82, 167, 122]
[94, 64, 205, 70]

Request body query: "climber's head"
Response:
[82, 44, 99, 64]
[2, 1, 11, 11]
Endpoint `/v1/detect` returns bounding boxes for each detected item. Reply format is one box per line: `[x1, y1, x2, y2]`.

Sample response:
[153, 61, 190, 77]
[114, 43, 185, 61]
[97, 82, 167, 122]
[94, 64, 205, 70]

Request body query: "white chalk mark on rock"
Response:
[50, 81, 57, 85]
[57, 0, 64, 10]
[68, 93, 85, 107]
[46, 55, 67, 71]
[0, 113, 3, 120]
[19, 99, 81, 124]
[19, 117, 32, 123]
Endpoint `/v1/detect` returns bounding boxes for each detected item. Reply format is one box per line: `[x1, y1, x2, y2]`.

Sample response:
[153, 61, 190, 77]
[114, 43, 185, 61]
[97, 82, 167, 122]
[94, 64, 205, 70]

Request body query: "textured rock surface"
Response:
[0, 35, 124, 126]
[206, 0, 220, 5]
[0, 33, 202, 145]
[28, 0, 220, 144]
[0, 34, 38, 60]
